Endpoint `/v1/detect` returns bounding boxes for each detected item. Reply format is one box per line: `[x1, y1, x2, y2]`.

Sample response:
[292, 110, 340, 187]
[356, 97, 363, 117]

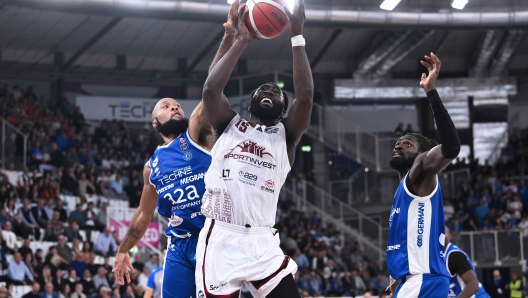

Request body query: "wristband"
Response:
[291, 35, 306, 47]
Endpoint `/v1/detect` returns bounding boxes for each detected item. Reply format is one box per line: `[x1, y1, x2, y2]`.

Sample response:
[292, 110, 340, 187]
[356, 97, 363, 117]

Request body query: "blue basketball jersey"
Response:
[387, 174, 450, 280]
[148, 131, 211, 244]
[445, 243, 489, 298]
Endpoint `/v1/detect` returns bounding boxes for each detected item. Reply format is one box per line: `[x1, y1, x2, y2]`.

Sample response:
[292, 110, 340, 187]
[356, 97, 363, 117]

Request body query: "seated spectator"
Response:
[96, 286, 111, 298]
[56, 235, 73, 264]
[96, 202, 108, 232]
[43, 199, 55, 222]
[54, 200, 67, 223]
[144, 254, 158, 271]
[59, 284, 71, 298]
[132, 253, 144, 272]
[307, 270, 323, 296]
[70, 254, 87, 279]
[81, 269, 96, 297]
[25, 253, 38, 280]
[2, 221, 17, 253]
[394, 122, 403, 137]
[93, 267, 110, 290]
[95, 227, 117, 257]
[64, 220, 82, 242]
[294, 248, 310, 273]
[82, 202, 99, 238]
[101, 257, 112, 274]
[37, 266, 53, 290]
[66, 269, 79, 290]
[137, 266, 150, 289]
[7, 252, 34, 285]
[31, 198, 49, 229]
[78, 173, 95, 197]
[70, 283, 86, 298]
[18, 198, 41, 239]
[68, 205, 84, 229]
[23, 282, 41, 298]
[39, 282, 59, 298]
[510, 194, 523, 219]
[81, 242, 94, 263]
[44, 246, 69, 271]
[52, 269, 68, 294]
[45, 211, 64, 241]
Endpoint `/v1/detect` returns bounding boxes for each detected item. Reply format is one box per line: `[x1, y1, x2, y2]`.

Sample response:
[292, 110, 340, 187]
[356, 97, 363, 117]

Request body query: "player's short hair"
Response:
[250, 83, 289, 112]
[406, 133, 439, 153]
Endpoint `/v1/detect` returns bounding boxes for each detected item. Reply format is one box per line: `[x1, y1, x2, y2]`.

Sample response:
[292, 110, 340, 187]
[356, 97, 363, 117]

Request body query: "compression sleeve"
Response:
[427, 90, 460, 159]
[447, 251, 473, 276]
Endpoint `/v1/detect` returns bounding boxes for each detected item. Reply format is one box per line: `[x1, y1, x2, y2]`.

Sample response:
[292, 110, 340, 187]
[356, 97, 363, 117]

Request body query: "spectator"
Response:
[78, 173, 95, 197]
[58, 284, 71, 298]
[44, 246, 69, 271]
[101, 257, 112, 274]
[94, 227, 117, 257]
[307, 270, 323, 296]
[144, 254, 158, 271]
[132, 253, 144, 272]
[31, 198, 49, 229]
[404, 123, 413, 134]
[510, 194, 523, 219]
[96, 202, 108, 231]
[66, 269, 79, 290]
[37, 266, 53, 290]
[81, 269, 96, 297]
[444, 199, 455, 221]
[68, 205, 84, 229]
[294, 249, 310, 273]
[39, 282, 59, 298]
[45, 211, 64, 241]
[70, 283, 86, 298]
[70, 254, 87, 279]
[394, 122, 404, 137]
[43, 199, 55, 222]
[18, 198, 41, 239]
[54, 200, 67, 223]
[82, 202, 98, 236]
[25, 254, 38, 280]
[96, 286, 111, 298]
[56, 235, 73, 263]
[93, 267, 110, 290]
[17, 237, 29, 256]
[81, 242, 93, 263]
[7, 252, 34, 285]
[2, 221, 17, 253]
[23, 282, 41, 298]
[486, 269, 507, 298]
[52, 269, 68, 294]
[137, 266, 150, 289]
[64, 219, 82, 242]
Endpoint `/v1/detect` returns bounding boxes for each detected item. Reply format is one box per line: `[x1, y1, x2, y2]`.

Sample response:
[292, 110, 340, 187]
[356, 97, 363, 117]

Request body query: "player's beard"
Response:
[250, 93, 284, 123]
[155, 117, 189, 137]
[388, 150, 417, 171]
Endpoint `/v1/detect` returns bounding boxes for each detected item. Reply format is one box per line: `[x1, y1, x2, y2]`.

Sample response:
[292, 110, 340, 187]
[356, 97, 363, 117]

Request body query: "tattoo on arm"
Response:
[126, 226, 141, 240]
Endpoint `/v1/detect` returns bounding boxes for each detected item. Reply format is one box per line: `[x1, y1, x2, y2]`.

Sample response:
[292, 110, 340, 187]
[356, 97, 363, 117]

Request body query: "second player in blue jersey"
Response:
[386, 53, 461, 298]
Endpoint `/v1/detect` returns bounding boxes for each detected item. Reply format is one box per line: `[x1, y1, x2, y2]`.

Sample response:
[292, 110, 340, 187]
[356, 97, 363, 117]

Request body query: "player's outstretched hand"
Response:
[224, 0, 239, 36]
[113, 252, 134, 285]
[237, 3, 257, 43]
[420, 52, 441, 93]
[284, 0, 305, 37]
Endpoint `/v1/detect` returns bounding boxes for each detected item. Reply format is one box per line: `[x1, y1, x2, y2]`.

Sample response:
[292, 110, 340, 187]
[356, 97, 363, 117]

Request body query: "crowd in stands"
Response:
[444, 131, 528, 237]
[0, 84, 164, 298]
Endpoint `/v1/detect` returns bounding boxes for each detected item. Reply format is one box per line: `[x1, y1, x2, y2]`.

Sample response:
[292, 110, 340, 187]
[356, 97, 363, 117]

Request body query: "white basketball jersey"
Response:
[201, 114, 290, 227]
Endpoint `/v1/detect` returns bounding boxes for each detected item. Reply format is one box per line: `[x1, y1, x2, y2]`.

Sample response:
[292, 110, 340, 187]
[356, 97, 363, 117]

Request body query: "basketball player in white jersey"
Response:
[386, 53, 460, 298]
[195, 1, 312, 298]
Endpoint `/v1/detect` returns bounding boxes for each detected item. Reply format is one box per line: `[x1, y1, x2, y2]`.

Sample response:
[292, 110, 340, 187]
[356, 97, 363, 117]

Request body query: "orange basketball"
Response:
[245, 0, 289, 39]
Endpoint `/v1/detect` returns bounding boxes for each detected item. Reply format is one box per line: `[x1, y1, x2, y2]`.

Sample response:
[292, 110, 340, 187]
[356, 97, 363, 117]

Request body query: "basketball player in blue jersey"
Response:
[112, 2, 241, 298]
[386, 53, 460, 298]
[444, 225, 490, 298]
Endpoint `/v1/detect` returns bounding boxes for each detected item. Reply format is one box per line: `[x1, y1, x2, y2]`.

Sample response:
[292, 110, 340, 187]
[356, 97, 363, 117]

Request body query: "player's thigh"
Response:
[394, 274, 449, 298]
[163, 246, 196, 298]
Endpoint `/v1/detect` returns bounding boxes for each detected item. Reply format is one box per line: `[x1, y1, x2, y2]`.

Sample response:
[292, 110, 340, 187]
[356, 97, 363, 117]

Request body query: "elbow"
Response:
[442, 143, 460, 159]
[468, 281, 480, 294]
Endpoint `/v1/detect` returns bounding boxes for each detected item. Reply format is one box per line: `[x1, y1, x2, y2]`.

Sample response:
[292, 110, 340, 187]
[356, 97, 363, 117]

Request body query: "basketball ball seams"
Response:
[245, 0, 288, 39]
[253, 1, 285, 35]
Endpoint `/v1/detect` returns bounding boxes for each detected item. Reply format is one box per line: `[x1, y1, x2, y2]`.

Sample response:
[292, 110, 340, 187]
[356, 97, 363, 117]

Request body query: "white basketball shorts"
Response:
[195, 218, 298, 298]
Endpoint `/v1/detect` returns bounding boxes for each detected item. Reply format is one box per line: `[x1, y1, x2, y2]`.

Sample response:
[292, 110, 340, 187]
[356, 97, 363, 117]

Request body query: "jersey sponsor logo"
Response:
[417, 202, 425, 247]
[159, 166, 192, 185]
[197, 290, 205, 298]
[180, 172, 206, 185]
[265, 179, 275, 188]
[179, 138, 189, 152]
[389, 207, 400, 227]
[261, 179, 275, 193]
[184, 152, 192, 161]
[152, 156, 159, 167]
[238, 171, 257, 185]
[154, 167, 160, 176]
[224, 139, 277, 169]
[235, 140, 274, 159]
[386, 244, 400, 251]
[190, 211, 202, 219]
[170, 214, 183, 227]
[265, 127, 279, 134]
[164, 185, 200, 206]
[156, 183, 175, 194]
[222, 169, 233, 181]
[209, 283, 227, 291]
[171, 200, 201, 210]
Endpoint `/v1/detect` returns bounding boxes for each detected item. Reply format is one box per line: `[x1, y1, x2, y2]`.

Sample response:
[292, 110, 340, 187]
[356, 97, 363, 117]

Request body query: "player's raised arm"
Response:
[202, 4, 256, 133]
[188, 0, 239, 150]
[282, 0, 314, 149]
[113, 162, 158, 285]
[418, 53, 460, 175]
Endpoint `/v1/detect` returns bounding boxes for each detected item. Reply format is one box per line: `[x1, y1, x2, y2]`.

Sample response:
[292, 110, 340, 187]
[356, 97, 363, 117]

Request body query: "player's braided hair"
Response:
[406, 132, 439, 153]
[250, 83, 289, 112]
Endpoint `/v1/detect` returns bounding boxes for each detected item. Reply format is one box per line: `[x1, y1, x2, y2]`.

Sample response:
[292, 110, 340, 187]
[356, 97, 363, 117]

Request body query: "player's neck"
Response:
[160, 134, 177, 145]
[248, 115, 277, 127]
[397, 169, 408, 180]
